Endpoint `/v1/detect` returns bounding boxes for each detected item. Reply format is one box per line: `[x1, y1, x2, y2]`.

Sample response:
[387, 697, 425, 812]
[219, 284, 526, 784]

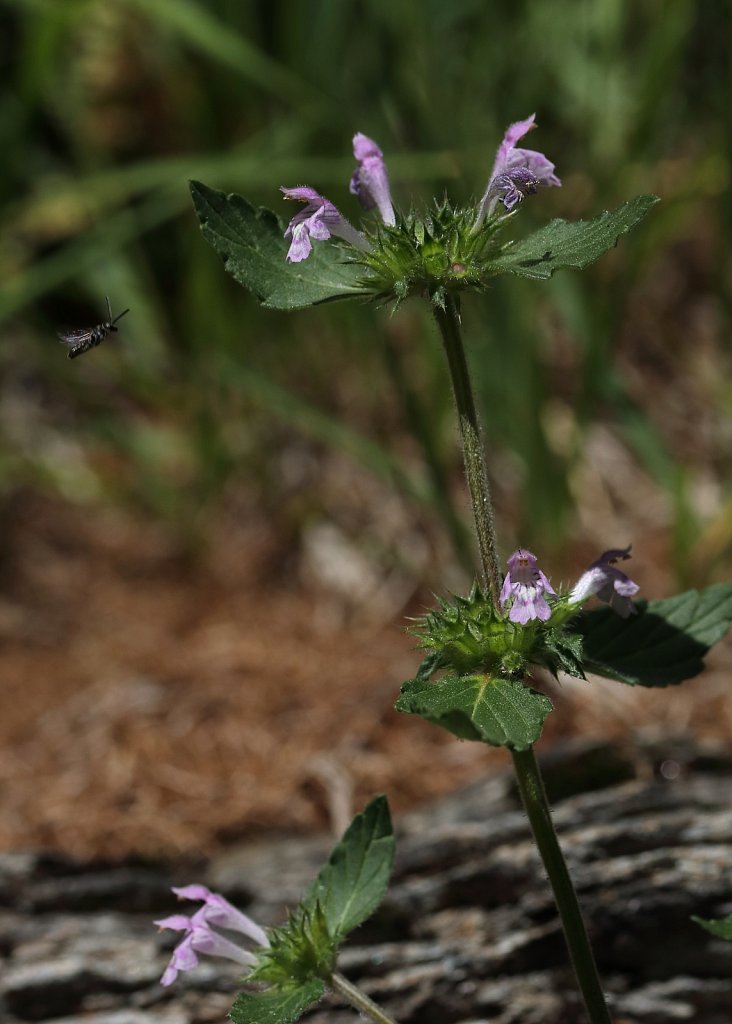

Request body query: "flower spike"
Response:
[350, 133, 396, 226]
[569, 546, 640, 618]
[500, 548, 556, 624]
[474, 113, 561, 229]
[281, 186, 369, 263]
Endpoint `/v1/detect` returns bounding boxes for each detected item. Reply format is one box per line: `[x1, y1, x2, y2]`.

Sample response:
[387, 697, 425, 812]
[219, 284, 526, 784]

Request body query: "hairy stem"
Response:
[330, 971, 400, 1024]
[381, 327, 474, 574]
[512, 746, 614, 1024]
[432, 294, 502, 603]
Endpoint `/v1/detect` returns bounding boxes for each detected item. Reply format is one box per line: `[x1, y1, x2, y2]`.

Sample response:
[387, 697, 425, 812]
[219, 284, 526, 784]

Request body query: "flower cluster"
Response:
[154, 885, 268, 987]
[500, 546, 640, 623]
[281, 115, 560, 265]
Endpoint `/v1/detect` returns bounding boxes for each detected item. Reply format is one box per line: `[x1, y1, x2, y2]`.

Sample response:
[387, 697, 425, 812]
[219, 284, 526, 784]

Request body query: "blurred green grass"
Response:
[1, 0, 730, 583]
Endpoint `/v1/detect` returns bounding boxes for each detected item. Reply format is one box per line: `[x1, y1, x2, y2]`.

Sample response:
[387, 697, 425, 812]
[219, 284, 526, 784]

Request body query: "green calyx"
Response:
[250, 902, 335, 986]
[357, 199, 509, 306]
[412, 584, 531, 678]
[412, 584, 586, 682]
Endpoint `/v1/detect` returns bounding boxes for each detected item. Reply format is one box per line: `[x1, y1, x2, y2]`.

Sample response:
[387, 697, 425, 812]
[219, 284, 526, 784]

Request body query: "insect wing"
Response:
[57, 326, 95, 348]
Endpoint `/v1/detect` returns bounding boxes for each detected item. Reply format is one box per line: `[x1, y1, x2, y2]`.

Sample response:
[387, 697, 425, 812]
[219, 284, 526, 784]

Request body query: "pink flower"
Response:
[569, 547, 640, 618]
[154, 885, 268, 987]
[475, 114, 561, 227]
[500, 548, 556, 624]
[349, 133, 396, 226]
[281, 186, 368, 263]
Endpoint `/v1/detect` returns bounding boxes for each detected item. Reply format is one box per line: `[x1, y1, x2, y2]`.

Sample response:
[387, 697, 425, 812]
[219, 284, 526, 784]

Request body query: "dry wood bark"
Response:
[2, 738, 731, 1023]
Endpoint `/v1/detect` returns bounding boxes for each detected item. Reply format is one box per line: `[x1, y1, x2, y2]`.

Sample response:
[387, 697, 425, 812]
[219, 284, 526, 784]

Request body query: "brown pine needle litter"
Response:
[1, 493, 730, 860]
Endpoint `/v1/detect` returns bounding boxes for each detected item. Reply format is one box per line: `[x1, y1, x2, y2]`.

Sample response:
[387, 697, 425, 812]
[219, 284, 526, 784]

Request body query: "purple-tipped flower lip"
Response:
[569, 545, 640, 618]
[484, 168, 540, 213]
[594, 546, 633, 564]
[349, 132, 396, 226]
[474, 113, 561, 229]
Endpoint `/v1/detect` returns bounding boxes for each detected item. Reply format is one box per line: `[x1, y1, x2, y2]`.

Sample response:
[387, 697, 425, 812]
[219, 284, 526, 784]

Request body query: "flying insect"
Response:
[58, 297, 129, 359]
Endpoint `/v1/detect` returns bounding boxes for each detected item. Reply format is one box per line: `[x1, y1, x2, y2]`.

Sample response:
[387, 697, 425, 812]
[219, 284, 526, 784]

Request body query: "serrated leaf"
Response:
[692, 914, 732, 940]
[487, 195, 659, 280]
[540, 628, 586, 680]
[302, 796, 394, 945]
[230, 979, 325, 1024]
[190, 181, 368, 309]
[395, 675, 553, 750]
[573, 583, 732, 686]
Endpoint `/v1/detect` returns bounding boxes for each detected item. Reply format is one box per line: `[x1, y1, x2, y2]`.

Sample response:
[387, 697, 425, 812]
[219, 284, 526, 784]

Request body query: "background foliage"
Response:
[1, 0, 731, 577]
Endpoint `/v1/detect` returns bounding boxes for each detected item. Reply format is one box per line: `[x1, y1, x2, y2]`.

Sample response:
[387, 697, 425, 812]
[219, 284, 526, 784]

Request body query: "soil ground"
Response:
[1, 489, 730, 860]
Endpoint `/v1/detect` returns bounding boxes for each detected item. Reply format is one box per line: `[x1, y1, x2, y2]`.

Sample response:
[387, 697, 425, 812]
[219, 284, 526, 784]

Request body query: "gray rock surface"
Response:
[2, 738, 731, 1023]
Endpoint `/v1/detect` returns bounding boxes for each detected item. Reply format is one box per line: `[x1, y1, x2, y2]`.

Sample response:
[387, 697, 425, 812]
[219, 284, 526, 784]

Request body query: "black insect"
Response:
[58, 297, 129, 359]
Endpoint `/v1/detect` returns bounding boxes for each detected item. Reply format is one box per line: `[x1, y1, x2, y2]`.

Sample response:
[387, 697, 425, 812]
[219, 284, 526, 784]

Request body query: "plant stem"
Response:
[512, 746, 613, 1024]
[330, 971, 400, 1024]
[380, 327, 475, 574]
[434, 292, 613, 1023]
[432, 294, 502, 604]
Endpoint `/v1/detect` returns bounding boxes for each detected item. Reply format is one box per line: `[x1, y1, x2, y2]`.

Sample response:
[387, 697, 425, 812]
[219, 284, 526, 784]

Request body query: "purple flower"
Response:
[569, 546, 640, 618]
[474, 114, 561, 227]
[281, 186, 368, 263]
[349, 133, 396, 226]
[500, 548, 556, 624]
[154, 885, 268, 987]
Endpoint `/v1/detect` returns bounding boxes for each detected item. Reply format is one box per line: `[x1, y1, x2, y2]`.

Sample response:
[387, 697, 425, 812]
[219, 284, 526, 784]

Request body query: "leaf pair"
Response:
[397, 584, 732, 751]
[190, 180, 659, 310]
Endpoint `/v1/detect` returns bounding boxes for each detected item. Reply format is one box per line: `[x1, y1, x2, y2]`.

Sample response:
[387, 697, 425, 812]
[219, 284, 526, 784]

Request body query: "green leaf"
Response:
[487, 195, 659, 280]
[190, 181, 369, 309]
[540, 628, 586, 680]
[692, 914, 732, 941]
[230, 979, 325, 1024]
[302, 795, 395, 945]
[395, 675, 553, 750]
[574, 583, 732, 686]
